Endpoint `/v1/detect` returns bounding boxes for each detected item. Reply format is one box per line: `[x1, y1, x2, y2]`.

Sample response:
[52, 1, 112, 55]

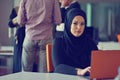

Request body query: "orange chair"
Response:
[46, 43, 54, 72]
[117, 34, 120, 43]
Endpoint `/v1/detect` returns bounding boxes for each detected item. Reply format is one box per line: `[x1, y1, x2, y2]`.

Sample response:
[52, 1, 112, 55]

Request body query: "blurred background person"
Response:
[60, 0, 81, 23]
[8, 6, 25, 73]
[53, 0, 81, 38]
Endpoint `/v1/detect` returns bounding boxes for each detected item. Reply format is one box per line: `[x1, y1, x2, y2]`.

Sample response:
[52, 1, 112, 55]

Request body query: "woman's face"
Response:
[70, 16, 85, 37]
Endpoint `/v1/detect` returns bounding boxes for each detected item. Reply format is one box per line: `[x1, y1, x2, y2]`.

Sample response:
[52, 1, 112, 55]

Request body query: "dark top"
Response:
[52, 8, 98, 76]
[52, 36, 98, 75]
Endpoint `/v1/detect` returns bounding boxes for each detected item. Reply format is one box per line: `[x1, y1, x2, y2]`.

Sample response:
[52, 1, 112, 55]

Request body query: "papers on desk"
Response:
[0, 46, 13, 51]
[56, 23, 64, 31]
[97, 41, 120, 50]
[0, 46, 13, 55]
[0, 72, 88, 80]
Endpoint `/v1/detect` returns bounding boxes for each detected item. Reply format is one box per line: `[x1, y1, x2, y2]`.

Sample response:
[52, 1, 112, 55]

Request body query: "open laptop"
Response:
[90, 50, 120, 79]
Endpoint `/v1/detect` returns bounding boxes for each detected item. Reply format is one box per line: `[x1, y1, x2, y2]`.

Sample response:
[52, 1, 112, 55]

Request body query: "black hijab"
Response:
[63, 8, 95, 67]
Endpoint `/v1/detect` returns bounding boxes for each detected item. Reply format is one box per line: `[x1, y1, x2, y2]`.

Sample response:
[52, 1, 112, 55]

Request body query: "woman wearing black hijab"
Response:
[52, 8, 98, 76]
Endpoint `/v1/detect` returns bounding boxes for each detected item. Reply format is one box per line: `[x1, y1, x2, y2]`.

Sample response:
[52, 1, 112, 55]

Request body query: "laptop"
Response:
[90, 50, 120, 79]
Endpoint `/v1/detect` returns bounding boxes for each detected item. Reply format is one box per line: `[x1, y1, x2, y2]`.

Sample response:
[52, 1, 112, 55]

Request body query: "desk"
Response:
[0, 46, 13, 75]
[97, 41, 120, 50]
[0, 46, 13, 56]
[0, 72, 88, 80]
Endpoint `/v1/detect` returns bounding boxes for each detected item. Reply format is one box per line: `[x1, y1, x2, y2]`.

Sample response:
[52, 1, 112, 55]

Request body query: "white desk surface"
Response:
[0, 46, 13, 56]
[0, 46, 13, 50]
[97, 41, 120, 50]
[0, 72, 88, 80]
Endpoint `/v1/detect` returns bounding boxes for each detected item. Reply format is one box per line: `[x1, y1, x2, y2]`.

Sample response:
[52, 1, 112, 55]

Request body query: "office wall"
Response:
[0, 0, 12, 46]
[91, 3, 120, 41]
[0, 0, 20, 46]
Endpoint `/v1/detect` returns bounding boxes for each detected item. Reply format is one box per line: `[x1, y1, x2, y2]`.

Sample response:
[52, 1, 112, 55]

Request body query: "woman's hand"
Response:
[76, 67, 91, 76]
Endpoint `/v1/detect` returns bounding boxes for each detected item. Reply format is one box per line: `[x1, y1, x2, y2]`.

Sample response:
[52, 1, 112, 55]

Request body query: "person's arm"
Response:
[55, 64, 91, 76]
[17, 0, 27, 27]
[52, 38, 77, 75]
[53, 0, 62, 25]
[55, 64, 77, 75]
[52, 38, 92, 76]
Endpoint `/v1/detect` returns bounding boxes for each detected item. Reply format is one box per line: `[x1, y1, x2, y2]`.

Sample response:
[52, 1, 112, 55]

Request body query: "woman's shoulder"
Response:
[53, 36, 65, 50]
[85, 37, 98, 50]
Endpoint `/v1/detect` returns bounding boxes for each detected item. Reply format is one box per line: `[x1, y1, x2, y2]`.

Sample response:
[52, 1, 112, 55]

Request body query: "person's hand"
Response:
[76, 67, 91, 76]
[12, 16, 18, 25]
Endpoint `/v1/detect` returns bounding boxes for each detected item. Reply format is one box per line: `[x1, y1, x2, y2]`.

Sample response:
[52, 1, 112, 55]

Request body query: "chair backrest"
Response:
[46, 43, 54, 72]
[117, 34, 120, 43]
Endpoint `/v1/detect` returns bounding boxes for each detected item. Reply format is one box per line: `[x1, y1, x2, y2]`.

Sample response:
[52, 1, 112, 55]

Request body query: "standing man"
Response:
[17, 0, 61, 72]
